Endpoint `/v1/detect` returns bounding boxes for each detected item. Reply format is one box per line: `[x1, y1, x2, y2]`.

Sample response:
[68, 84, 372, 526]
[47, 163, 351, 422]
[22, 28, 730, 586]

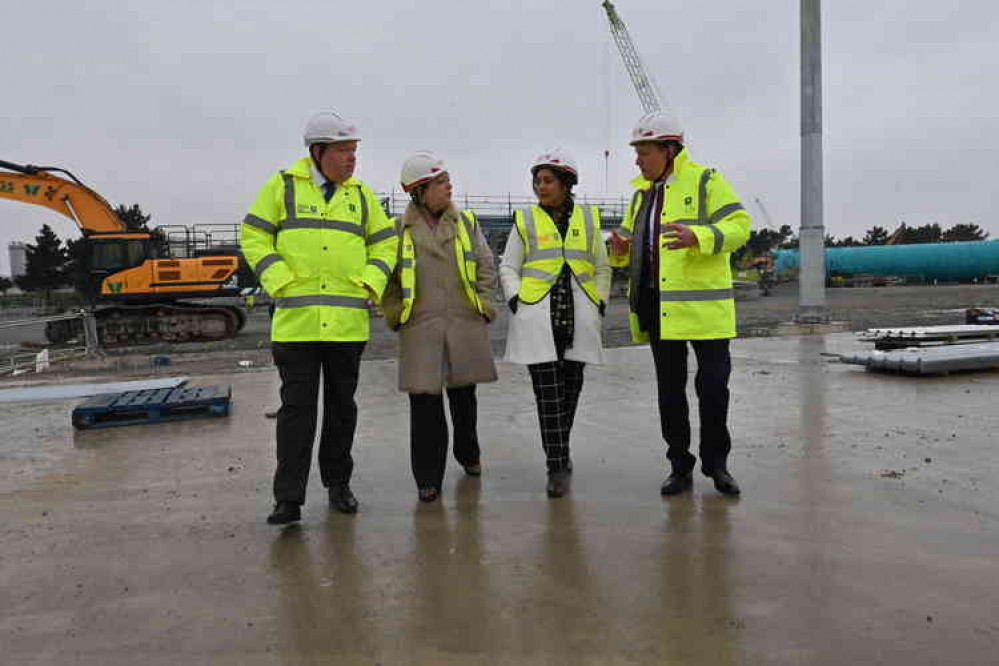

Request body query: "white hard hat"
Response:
[630, 110, 684, 145]
[400, 151, 448, 192]
[530, 148, 578, 183]
[303, 111, 361, 147]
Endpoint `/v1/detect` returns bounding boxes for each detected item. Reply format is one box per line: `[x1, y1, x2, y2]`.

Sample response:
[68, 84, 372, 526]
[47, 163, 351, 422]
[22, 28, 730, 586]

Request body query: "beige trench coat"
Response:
[382, 202, 498, 394]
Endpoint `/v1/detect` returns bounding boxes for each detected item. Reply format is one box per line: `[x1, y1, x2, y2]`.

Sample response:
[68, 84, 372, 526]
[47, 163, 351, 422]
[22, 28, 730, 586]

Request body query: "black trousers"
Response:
[409, 386, 480, 490]
[527, 340, 585, 474]
[271, 341, 365, 504]
[640, 289, 733, 474]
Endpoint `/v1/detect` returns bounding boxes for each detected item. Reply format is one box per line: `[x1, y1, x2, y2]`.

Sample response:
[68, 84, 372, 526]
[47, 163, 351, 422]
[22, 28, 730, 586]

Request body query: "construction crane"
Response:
[754, 197, 776, 231]
[601, 0, 663, 113]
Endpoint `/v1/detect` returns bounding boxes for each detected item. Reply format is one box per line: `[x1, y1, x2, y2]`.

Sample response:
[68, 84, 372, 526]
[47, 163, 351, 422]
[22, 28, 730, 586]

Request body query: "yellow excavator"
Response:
[0, 159, 250, 345]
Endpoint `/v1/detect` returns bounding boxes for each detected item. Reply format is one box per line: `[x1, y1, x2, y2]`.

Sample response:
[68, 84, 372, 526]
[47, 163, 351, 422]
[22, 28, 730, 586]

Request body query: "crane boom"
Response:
[601, 0, 662, 113]
[0, 159, 125, 234]
[754, 197, 775, 231]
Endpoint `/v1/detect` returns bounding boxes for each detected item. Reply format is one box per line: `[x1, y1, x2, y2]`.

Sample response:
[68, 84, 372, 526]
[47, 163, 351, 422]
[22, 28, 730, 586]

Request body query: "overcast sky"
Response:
[3, 0, 997, 275]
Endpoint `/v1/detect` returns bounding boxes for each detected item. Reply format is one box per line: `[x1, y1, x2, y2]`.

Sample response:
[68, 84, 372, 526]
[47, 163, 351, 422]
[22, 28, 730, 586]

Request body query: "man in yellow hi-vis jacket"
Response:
[610, 110, 751, 498]
[241, 111, 398, 525]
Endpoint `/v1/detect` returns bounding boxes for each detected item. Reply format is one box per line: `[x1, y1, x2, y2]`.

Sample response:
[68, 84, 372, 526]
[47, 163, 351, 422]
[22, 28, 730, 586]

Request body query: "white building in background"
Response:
[8, 242, 27, 277]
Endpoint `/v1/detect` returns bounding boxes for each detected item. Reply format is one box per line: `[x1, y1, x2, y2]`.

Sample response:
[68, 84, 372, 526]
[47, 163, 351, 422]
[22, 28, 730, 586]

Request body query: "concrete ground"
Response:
[1, 334, 997, 665]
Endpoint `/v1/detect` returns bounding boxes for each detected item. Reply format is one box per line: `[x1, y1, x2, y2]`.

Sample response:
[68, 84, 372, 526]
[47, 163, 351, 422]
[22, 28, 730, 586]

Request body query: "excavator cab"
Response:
[84, 234, 152, 299]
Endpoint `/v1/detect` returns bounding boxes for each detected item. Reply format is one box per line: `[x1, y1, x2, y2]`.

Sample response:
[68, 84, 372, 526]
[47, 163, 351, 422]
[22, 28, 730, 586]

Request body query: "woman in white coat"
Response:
[500, 149, 611, 498]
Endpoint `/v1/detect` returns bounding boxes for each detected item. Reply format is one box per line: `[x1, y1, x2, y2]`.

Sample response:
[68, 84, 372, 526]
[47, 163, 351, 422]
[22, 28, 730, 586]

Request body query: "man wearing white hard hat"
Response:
[610, 110, 751, 497]
[500, 148, 611, 498]
[381, 151, 497, 503]
[241, 111, 398, 525]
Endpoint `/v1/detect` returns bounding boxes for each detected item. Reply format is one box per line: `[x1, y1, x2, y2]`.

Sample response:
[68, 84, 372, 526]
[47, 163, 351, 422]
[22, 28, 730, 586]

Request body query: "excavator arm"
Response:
[0, 159, 124, 234]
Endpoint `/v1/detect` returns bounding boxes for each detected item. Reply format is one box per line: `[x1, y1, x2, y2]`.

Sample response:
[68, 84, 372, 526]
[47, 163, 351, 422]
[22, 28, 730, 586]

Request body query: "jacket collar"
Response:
[286, 155, 360, 188]
[402, 201, 459, 230]
[630, 147, 689, 191]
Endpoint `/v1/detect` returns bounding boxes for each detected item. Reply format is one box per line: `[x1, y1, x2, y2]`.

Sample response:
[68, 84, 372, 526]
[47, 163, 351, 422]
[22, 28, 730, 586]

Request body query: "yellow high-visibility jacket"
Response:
[398, 210, 488, 325]
[513, 203, 603, 306]
[240, 156, 398, 342]
[610, 149, 751, 341]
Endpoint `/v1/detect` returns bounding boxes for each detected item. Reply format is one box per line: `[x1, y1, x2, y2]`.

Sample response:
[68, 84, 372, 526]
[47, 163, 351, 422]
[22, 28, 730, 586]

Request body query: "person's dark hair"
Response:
[661, 140, 684, 155]
[309, 143, 329, 166]
[408, 182, 428, 206]
[531, 166, 576, 199]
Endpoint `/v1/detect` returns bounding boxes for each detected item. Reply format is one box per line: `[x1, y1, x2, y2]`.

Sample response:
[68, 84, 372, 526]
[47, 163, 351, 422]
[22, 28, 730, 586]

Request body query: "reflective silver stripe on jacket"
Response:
[368, 258, 392, 279]
[274, 295, 369, 309]
[243, 214, 278, 235]
[709, 202, 744, 225]
[460, 211, 476, 235]
[367, 226, 395, 245]
[659, 288, 734, 302]
[521, 267, 558, 281]
[697, 169, 713, 225]
[401, 288, 412, 299]
[282, 218, 364, 237]
[520, 207, 540, 256]
[579, 204, 596, 262]
[522, 205, 595, 264]
[629, 189, 643, 220]
[526, 248, 563, 261]
[254, 253, 281, 277]
[282, 173, 296, 221]
[459, 212, 479, 265]
[707, 225, 724, 255]
[401, 257, 413, 268]
[358, 186, 369, 233]
[282, 173, 371, 238]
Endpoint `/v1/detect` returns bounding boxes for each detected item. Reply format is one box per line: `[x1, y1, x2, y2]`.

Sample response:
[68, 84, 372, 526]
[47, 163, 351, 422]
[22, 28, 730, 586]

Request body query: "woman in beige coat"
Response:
[381, 151, 498, 502]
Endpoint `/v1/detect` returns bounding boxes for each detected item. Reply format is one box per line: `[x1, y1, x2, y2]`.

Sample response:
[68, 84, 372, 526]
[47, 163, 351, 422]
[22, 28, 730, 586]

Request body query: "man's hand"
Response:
[662, 223, 696, 250]
[610, 229, 632, 256]
[361, 284, 384, 317]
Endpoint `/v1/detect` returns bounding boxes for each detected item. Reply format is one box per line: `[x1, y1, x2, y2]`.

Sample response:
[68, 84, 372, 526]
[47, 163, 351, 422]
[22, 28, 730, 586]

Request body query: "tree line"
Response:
[0, 204, 151, 297]
[734, 222, 990, 267]
[0, 209, 991, 296]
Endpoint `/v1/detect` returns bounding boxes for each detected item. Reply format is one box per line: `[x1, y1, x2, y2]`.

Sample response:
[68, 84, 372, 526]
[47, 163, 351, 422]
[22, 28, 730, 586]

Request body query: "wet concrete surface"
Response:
[1, 334, 997, 665]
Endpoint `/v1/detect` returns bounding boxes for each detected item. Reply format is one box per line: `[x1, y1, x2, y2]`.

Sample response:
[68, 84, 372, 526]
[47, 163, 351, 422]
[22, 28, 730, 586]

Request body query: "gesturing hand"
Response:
[662, 223, 696, 250]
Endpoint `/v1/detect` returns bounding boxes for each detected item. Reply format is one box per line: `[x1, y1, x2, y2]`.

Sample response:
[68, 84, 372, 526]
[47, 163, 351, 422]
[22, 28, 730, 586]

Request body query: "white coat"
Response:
[499, 211, 611, 366]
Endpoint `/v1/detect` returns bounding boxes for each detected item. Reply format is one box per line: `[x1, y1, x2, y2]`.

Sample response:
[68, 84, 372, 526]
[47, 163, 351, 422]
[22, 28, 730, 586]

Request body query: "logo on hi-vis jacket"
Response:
[298, 204, 319, 214]
[107, 282, 124, 294]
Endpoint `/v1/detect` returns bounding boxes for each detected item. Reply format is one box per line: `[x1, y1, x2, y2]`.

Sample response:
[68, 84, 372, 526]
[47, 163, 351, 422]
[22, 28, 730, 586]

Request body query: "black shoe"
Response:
[705, 469, 741, 496]
[546, 471, 571, 498]
[266, 501, 301, 525]
[660, 471, 693, 496]
[329, 484, 359, 513]
[418, 487, 440, 503]
[463, 463, 482, 477]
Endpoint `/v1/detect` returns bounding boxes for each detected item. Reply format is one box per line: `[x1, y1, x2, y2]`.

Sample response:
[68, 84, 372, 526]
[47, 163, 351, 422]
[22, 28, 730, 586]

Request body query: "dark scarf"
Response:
[540, 199, 575, 353]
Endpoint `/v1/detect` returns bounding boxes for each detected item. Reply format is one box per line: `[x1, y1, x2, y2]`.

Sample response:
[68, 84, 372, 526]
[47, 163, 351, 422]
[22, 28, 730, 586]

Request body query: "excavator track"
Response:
[45, 303, 246, 347]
